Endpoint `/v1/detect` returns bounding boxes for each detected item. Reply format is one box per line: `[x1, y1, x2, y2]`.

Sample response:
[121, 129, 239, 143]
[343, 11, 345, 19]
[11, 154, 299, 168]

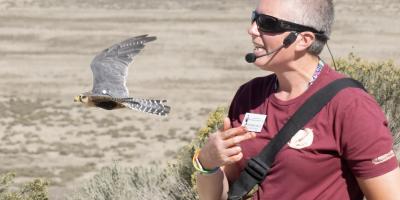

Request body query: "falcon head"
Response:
[74, 94, 89, 104]
[74, 93, 102, 107]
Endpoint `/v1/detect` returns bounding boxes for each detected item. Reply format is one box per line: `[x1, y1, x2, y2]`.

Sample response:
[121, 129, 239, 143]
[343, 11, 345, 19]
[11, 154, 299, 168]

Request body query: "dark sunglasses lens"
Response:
[251, 11, 257, 23]
[257, 15, 281, 33]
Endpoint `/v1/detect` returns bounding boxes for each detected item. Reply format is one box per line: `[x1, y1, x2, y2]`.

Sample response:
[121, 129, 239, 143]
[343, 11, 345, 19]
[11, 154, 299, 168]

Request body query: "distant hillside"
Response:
[1, 0, 399, 15]
[0, 0, 256, 10]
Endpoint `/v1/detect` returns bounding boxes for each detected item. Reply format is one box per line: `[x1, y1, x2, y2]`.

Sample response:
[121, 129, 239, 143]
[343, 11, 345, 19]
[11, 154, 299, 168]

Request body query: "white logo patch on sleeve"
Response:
[287, 128, 314, 149]
[372, 150, 395, 165]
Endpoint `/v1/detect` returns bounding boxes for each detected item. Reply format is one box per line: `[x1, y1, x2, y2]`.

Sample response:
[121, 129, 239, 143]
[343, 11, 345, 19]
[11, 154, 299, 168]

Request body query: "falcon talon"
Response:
[74, 34, 171, 116]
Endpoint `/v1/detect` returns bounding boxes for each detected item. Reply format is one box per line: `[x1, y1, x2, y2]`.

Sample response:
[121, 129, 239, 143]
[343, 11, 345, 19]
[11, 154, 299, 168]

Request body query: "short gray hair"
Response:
[282, 0, 334, 55]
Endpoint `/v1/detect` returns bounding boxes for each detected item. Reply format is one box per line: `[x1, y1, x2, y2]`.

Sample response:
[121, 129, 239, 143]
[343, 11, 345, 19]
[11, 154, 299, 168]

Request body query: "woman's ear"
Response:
[295, 32, 316, 51]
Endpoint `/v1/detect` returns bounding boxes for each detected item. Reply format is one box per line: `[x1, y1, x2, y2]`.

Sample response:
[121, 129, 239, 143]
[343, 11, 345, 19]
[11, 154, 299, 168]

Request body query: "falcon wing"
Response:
[90, 35, 156, 98]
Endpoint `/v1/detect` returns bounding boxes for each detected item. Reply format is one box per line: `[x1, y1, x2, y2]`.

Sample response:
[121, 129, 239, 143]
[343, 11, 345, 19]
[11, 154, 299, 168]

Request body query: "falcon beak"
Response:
[74, 96, 81, 102]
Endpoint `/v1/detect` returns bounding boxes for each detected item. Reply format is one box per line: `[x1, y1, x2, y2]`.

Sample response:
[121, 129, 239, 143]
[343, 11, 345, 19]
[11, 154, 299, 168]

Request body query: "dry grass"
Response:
[66, 164, 197, 200]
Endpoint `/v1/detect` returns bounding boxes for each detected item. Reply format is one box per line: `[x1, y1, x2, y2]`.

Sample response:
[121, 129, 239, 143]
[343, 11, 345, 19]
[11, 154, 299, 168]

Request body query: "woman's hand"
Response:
[198, 117, 256, 170]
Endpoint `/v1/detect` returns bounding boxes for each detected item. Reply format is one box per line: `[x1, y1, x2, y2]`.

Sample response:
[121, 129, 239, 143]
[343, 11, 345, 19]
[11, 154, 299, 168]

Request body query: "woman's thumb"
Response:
[223, 117, 231, 131]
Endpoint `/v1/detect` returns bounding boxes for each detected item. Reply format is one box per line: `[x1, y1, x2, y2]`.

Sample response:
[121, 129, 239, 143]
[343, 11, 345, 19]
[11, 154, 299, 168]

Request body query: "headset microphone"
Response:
[245, 31, 299, 63]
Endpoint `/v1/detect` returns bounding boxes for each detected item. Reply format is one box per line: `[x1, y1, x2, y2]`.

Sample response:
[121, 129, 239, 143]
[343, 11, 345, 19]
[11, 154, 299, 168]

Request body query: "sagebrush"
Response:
[0, 172, 48, 200]
[66, 164, 197, 200]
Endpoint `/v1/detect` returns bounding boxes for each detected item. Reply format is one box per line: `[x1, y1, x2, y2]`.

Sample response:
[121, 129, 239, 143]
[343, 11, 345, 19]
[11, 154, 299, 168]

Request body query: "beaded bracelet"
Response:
[192, 149, 220, 175]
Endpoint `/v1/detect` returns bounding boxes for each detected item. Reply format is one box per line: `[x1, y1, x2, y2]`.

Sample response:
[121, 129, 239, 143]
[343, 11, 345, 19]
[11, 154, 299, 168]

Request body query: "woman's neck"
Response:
[274, 56, 321, 101]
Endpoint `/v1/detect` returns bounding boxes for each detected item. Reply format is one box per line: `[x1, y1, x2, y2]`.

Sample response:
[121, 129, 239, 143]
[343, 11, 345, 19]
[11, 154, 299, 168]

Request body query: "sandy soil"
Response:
[0, 0, 399, 199]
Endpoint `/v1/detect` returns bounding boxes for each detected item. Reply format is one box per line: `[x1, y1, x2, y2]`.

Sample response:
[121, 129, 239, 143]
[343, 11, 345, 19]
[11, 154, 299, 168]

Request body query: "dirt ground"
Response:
[0, 0, 399, 199]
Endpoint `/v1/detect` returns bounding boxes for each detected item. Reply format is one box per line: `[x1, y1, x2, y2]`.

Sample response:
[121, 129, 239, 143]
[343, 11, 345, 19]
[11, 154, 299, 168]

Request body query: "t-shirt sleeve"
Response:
[334, 88, 399, 179]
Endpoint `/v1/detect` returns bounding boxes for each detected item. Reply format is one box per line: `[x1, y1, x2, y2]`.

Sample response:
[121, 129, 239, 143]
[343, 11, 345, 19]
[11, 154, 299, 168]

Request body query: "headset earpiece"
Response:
[283, 31, 299, 47]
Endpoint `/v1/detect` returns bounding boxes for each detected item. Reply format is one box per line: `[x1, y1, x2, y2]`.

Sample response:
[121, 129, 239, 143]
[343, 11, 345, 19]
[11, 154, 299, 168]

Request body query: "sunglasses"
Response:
[251, 11, 327, 39]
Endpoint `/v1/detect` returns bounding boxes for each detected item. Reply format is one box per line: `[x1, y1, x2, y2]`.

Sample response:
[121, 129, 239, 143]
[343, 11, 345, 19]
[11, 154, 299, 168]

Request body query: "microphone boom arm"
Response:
[245, 32, 299, 63]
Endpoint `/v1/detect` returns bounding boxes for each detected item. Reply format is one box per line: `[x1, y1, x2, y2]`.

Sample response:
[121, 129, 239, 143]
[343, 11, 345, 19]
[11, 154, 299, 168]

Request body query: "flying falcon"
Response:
[74, 35, 170, 116]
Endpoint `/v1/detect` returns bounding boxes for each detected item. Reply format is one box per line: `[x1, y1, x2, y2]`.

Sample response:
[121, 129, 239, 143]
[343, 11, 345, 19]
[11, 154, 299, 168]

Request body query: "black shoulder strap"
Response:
[228, 78, 365, 200]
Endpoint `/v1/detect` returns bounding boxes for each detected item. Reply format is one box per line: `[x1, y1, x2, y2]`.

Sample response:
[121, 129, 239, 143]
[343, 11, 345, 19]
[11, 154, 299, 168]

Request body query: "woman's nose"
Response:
[248, 21, 260, 36]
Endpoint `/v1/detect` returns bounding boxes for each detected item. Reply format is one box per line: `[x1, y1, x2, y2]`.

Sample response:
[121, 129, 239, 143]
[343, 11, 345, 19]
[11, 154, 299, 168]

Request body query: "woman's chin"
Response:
[253, 57, 275, 71]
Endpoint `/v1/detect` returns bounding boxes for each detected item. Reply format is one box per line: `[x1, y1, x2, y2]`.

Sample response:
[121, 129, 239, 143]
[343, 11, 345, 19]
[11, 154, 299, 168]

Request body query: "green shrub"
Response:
[0, 172, 49, 200]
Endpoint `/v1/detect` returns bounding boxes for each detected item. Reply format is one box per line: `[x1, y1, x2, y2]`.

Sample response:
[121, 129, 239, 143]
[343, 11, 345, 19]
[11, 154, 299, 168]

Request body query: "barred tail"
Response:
[121, 98, 171, 116]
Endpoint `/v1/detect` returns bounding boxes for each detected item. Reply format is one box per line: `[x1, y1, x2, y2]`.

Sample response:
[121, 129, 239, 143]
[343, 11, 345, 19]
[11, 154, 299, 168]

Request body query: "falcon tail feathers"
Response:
[121, 98, 170, 116]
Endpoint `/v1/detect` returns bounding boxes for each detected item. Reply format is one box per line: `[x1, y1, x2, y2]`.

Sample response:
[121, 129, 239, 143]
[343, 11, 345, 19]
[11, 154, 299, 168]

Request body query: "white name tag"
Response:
[241, 113, 267, 132]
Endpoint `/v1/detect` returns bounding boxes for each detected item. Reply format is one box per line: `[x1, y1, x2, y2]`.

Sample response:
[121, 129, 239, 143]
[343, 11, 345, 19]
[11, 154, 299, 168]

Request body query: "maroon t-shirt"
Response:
[228, 66, 398, 200]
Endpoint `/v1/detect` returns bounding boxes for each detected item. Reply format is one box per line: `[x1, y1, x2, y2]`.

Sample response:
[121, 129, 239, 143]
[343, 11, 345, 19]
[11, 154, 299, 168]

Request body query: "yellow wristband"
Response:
[192, 149, 220, 174]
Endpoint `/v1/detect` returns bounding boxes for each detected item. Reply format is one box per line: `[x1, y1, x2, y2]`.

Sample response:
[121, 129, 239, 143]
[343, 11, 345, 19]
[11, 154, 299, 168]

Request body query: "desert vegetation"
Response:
[0, 173, 48, 200]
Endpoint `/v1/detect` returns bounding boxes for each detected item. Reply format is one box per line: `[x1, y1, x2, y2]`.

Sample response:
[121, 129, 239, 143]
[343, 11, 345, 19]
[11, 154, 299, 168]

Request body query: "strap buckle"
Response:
[244, 157, 270, 182]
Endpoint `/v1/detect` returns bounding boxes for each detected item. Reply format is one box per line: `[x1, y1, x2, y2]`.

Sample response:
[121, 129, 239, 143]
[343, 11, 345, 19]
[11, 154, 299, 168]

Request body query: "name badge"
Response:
[241, 113, 267, 132]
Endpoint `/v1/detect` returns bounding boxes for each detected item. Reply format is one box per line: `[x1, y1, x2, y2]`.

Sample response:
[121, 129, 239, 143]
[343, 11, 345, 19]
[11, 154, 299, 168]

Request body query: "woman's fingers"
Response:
[220, 126, 247, 140]
[198, 120, 257, 167]
[223, 132, 256, 148]
[224, 145, 242, 157]
[228, 152, 243, 163]
[223, 117, 231, 131]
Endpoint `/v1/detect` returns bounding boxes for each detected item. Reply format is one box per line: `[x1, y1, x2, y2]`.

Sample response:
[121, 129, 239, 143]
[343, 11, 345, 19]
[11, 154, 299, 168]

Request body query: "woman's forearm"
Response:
[196, 169, 230, 200]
